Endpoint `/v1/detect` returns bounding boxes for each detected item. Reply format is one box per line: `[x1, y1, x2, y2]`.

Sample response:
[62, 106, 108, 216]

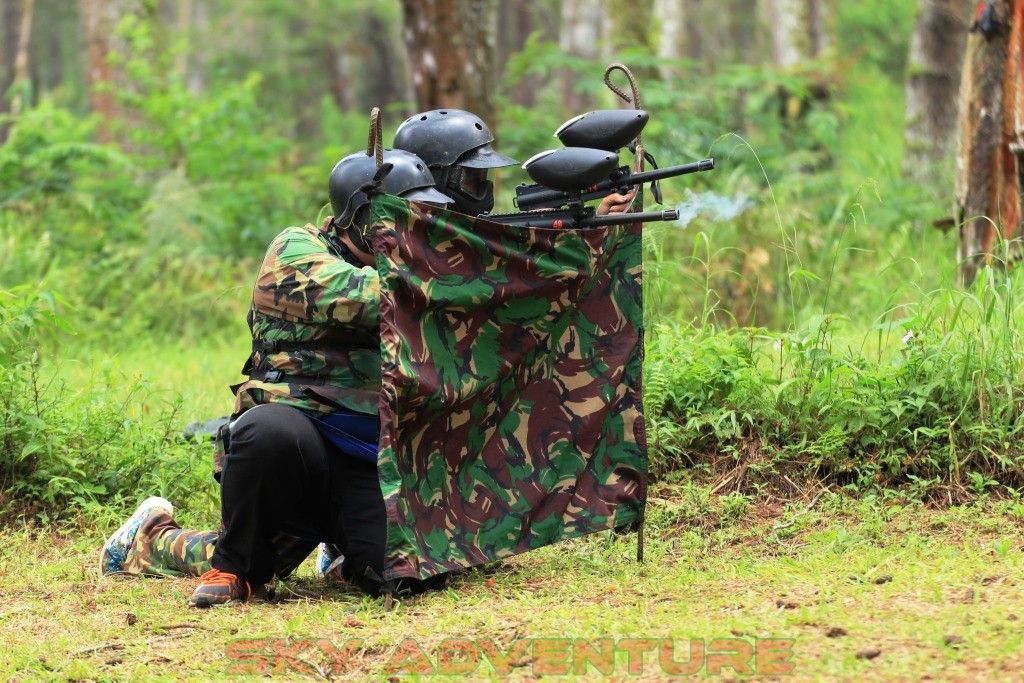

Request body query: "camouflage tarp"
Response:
[370, 194, 648, 582]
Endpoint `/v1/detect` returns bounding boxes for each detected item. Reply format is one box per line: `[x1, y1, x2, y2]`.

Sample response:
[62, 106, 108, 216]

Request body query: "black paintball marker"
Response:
[482, 109, 714, 229]
[514, 109, 715, 211]
[483, 146, 681, 228]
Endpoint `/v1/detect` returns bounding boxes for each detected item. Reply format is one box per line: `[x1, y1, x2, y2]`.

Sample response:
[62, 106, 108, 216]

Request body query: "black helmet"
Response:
[328, 148, 453, 230]
[393, 109, 518, 169]
[393, 109, 518, 214]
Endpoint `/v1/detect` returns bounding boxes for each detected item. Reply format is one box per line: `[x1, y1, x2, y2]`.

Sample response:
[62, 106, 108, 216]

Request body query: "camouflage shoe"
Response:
[99, 496, 173, 576]
[188, 568, 251, 608]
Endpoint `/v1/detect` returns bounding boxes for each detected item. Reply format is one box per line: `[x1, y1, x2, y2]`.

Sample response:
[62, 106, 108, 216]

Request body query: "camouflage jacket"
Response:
[214, 217, 380, 477]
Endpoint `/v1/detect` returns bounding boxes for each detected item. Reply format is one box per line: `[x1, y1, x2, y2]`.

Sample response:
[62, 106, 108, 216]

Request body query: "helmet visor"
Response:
[455, 143, 518, 169]
[402, 186, 454, 206]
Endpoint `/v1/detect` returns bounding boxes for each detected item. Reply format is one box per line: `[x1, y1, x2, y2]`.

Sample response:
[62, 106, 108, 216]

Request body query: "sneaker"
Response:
[188, 568, 251, 608]
[99, 496, 173, 576]
[316, 543, 346, 583]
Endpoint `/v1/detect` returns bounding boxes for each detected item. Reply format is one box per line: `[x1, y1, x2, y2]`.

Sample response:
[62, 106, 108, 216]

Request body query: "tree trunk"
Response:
[399, 0, 497, 125]
[186, 0, 208, 95]
[603, 0, 652, 55]
[360, 11, 407, 113]
[9, 0, 34, 117]
[174, 0, 192, 82]
[324, 44, 350, 113]
[1, 0, 19, 97]
[0, 0, 19, 141]
[769, 0, 803, 67]
[495, 0, 544, 107]
[729, 0, 764, 64]
[559, 0, 602, 114]
[170, 0, 209, 95]
[601, 0, 656, 89]
[680, 0, 705, 63]
[955, 0, 1023, 286]
[287, 18, 321, 143]
[806, 0, 833, 57]
[768, 0, 835, 67]
[663, 0, 762, 74]
[655, 0, 686, 81]
[80, 0, 119, 142]
[41, 0, 65, 92]
[904, 0, 973, 187]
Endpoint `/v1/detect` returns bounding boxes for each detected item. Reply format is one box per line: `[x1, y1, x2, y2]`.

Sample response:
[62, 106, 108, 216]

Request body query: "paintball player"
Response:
[100, 148, 453, 606]
[100, 110, 635, 607]
[391, 108, 636, 217]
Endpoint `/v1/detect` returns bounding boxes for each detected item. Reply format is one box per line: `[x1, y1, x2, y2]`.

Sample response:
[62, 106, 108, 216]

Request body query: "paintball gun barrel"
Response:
[484, 207, 679, 230]
[515, 156, 715, 211]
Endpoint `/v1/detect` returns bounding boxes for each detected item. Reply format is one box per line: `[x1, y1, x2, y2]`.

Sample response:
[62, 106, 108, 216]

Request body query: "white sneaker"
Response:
[315, 543, 345, 582]
[99, 496, 173, 575]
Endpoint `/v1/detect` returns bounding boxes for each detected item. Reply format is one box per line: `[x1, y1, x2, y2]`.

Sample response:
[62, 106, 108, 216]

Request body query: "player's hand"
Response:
[596, 189, 637, 215]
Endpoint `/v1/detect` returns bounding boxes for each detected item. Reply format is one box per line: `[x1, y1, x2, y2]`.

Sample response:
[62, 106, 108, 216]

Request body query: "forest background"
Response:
[5, 1, 1024, 680]
[3, 0, 1014, 521]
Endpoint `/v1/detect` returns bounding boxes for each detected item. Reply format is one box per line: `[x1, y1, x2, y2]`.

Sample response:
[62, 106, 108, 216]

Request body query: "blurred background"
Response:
[1, 0, 968, 322]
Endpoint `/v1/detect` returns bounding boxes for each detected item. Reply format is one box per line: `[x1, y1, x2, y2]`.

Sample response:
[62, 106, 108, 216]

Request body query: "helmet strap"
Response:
[336, 218, 375, 267]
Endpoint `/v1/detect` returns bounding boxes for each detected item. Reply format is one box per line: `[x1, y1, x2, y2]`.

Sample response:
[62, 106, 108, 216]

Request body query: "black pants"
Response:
[211, 403, 397, 594]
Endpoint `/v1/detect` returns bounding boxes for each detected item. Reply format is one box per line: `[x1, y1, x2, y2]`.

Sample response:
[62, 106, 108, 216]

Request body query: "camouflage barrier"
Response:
[370, 194, 648, 582]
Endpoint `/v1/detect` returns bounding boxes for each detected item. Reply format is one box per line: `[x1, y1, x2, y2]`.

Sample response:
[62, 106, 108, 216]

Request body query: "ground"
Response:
[1, 487, 1022, 681]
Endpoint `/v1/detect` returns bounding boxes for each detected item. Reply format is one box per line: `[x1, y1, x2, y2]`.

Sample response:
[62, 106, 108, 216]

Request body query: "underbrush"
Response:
[644, 265, 1024, 502]
[0, 286, 219, 526]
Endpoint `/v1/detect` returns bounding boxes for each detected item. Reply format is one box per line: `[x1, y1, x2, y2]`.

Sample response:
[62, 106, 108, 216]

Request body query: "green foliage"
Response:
[0, 208, 250, 344]
[837, 1, 919, 81]
[0, 102, 138, 225]
[0, 12, 298, 346]
[644, 264, 1024, 500]
[110, 14, 311, 255]
[0, 285, 216, 522]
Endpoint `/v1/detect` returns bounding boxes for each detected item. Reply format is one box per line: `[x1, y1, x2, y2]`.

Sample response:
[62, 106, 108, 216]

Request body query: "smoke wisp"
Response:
[675, 190, 754, 228]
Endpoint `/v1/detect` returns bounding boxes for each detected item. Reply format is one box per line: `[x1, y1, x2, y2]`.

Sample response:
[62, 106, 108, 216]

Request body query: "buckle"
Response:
[264, 370, 282, 383]
[260, 339, 281, 354]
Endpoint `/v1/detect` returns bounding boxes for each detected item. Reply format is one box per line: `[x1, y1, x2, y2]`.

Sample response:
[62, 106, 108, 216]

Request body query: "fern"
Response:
[644, 359, 669, 417]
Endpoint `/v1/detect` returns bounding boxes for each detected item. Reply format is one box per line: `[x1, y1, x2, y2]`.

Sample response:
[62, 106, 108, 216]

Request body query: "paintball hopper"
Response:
[511, 108, 715, 213]
[521, 148, 619, 192]
[554, 109, 649, 151]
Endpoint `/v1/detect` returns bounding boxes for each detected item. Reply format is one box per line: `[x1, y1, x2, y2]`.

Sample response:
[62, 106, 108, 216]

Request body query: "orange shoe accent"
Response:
[188, 568, 251, 607]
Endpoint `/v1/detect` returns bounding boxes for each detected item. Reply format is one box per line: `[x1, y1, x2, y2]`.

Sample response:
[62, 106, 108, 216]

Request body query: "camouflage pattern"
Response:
[370, 194, 648, 582]
[121, 513, 315, 579]
[235, 217, 381, 416]
[122, 512, 217, 577]
[215, 217, 381, 477]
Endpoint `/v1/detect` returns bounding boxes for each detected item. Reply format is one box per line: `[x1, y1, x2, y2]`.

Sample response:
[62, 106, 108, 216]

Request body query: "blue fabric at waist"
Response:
[303, 409, 379, 463]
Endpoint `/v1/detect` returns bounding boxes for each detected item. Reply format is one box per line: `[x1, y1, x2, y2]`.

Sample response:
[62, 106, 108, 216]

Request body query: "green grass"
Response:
[2, 487, 1022, 681]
